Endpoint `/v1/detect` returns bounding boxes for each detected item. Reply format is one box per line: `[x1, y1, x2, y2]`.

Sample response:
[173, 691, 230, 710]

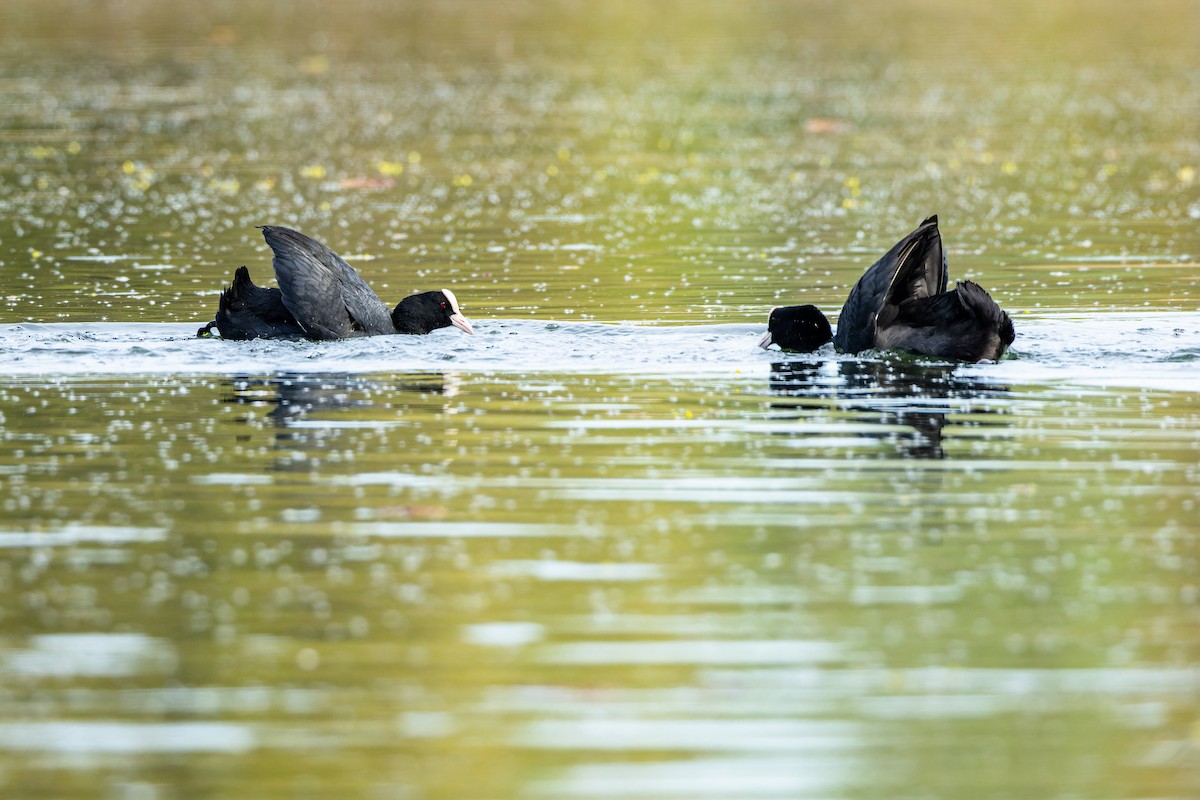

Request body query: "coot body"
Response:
[759, 216, 1014, 362]
[199, 227, 474, 340]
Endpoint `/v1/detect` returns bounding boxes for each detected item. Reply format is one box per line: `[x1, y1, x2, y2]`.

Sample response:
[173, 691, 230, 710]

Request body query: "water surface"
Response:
[1, 1, 1198, 799]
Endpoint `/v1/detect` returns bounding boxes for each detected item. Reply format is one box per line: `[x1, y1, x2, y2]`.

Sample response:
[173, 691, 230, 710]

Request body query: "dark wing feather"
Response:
[875, 217, 947, 332]
[834, 215, 946, 353]
[260, 226, 394, 339]
[874, 280, 1014, 362]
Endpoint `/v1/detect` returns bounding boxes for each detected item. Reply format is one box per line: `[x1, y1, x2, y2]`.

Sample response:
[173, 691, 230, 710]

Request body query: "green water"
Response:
[1, 2, 1198, 799]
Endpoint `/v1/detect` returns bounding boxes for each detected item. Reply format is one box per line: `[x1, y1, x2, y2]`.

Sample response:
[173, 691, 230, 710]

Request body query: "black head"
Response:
[391, 289, 475, 336]
[759, 304, 833, 352]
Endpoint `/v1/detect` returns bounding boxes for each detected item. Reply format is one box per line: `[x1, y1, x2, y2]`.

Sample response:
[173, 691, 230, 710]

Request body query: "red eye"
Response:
[439, 301, 447, 309]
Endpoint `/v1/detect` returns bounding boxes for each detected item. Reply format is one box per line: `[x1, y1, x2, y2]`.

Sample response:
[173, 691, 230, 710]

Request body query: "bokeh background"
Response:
[2, 0, 1197, 324]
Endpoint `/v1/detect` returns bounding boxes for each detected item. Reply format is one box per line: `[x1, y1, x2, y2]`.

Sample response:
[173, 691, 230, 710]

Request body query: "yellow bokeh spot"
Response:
[454, 174, 473, 187]
[376, 160, 404, 177]
[636, 167, 660, 185]
[30, 249, 42, 259]
[300, 164, 327, 179]
[122, 161, 137, 175]
[407, 151, 422, 165]
[841, 197, 859, 210]
[300, 54, 329, 75]
[1002, 161, 1018, 175]
[319, 200, 332, 212]
[67, 141, 82, 155]
[545, 164, 559, 177]
[255, 177, 277, 192]
[209, 178, 240, 195]
[556, 147, 571, 161]
[593, 170, 608, 182]
[1178, 166, 1196, 185]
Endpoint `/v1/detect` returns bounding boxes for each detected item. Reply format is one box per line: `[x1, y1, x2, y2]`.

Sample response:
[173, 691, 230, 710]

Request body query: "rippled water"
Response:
[2, 1, 1199, 799]
[0, 363, 1197, 800]
[3, 313, 1200, 389]
[7, 320, 784, 376]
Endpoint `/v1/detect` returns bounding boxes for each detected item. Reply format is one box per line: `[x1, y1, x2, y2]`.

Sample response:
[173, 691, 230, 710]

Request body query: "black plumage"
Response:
[761, 304, 832, 353]
[834, 215, 948, 354]
[759, 216, 1015, 362]
[200, 266, 306, 340]
[198, 227, 474, 341]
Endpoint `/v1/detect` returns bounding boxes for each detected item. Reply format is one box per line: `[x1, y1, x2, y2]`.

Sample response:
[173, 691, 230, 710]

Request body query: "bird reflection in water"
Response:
[221, 372, 461, 469]
[223, 372, 459, 416]
[766, 357, 1010, 459]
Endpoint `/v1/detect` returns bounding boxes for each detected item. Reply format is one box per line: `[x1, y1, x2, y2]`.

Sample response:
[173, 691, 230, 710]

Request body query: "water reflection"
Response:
[222, 372, 458, 426]
[0, 370, 1197, 799]
[3, 0, 1199, 791]
[217, 372, 463, 480]
[767, 358, 1011, 459]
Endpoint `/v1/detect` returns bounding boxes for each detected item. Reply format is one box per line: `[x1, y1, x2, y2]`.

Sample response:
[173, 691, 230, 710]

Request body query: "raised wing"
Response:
[261, 226, 394, 339]
[874, 216, 948, 333]
[833, 215, 946, 353]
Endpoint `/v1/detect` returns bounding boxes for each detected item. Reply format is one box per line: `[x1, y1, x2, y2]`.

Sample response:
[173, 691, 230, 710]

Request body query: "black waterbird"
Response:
[759, 216, 1014, 362]
[198, 226, 474, 340]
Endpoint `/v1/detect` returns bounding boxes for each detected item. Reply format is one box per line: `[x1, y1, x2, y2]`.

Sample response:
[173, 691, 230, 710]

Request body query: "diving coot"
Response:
[758, 216, 1014, 362]
[198, 226, 474, 340]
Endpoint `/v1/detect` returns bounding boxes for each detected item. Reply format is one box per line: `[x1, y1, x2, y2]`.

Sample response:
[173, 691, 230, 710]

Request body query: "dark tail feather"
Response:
[212, 265, 306, 340]
[956, 280, 1016, 358]
[221, 266, 256, 307]
[956, 281, 1014, 344]
[200, 268, 255, 338]
[211, 266, 258, 339]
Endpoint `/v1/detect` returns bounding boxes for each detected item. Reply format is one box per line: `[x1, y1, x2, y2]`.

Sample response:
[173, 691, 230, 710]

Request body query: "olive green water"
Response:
[1, 2, 1199, 799]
